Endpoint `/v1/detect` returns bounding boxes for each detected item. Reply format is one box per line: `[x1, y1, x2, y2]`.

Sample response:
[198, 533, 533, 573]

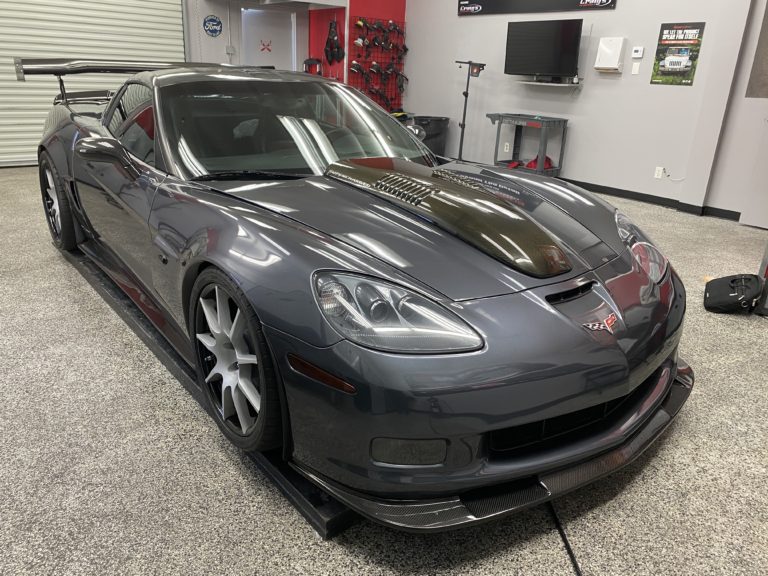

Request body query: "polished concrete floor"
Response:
[1, 166, 766, 575]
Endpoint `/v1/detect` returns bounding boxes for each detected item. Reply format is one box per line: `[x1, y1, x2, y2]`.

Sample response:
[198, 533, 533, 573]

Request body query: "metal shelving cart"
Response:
[486, 113, 569, 177]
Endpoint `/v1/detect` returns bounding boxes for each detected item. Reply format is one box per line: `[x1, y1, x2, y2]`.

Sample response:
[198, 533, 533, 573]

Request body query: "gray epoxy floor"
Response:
[0, 166, 766, 576]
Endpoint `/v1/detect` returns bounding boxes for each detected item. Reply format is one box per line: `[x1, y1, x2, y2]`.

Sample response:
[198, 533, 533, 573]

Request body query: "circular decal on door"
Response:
[203, 15, 223, 37]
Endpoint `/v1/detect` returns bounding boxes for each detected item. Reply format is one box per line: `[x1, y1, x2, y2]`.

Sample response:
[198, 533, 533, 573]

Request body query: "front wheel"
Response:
[39, 151, 76, 250]
[189, 269, 282, 452]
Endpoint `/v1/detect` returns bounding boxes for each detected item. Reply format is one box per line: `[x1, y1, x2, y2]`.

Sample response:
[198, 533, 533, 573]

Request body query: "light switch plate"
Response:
[632, 62, 641, 75]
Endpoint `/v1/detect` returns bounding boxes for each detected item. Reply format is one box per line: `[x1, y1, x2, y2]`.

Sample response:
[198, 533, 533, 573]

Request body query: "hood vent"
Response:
[325, 159, 573, 279]
[432, 169, 486, 192]
[373, 173, 434, 206]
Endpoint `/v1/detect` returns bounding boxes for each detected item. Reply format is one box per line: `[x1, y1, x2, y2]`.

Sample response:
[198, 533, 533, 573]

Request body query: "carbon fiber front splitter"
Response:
[294, 363, 694, 533]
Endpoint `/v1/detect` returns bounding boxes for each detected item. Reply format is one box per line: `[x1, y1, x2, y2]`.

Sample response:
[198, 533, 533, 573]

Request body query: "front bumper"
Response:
[294, 362, 693, 532]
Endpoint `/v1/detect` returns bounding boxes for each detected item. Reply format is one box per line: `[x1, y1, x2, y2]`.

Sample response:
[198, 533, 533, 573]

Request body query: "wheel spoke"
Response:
[236, 353, 259, 366]
[44, 169, 61, 234]
[238, 374, 262, 413]
[216, 286, 233, 336]
[232, 386, 257, 432]
[230, 308, 244, 342]
[196, 332, 216, 352]
[204, 366, 220, 384]
[45, 169, 55, 196]
[199, 297, 220, 335]
[220, 383, 236, 421]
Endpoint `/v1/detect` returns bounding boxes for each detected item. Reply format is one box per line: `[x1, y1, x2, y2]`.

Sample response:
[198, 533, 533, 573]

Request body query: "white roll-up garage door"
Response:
[0, 0, 185, 166]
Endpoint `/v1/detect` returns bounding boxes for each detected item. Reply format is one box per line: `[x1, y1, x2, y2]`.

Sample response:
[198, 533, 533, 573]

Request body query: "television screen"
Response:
[504, 20, 583, 78]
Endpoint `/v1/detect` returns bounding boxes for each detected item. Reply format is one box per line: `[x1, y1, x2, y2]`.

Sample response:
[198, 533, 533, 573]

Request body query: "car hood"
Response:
[216, 159, 620, 301]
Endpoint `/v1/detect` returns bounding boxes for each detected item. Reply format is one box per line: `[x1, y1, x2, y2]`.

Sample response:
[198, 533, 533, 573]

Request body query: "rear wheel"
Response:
[38, 151, 76, 251]
[190, 269, 282, 452]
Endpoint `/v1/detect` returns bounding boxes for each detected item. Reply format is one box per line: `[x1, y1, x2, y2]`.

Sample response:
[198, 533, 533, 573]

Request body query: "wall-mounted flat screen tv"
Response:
[504, 19, 583, 78]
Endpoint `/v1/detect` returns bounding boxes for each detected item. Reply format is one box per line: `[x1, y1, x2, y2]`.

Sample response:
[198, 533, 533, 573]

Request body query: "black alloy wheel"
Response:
[38, 151, 76, 250]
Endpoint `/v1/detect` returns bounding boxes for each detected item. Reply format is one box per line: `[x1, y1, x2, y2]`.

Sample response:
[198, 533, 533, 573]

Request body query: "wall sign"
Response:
[457, 0, 617, 16]
[203, 14, 223, 37]
[650, 23, 705, 87]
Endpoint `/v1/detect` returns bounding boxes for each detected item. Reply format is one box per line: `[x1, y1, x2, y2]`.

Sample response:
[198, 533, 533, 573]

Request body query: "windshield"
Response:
[159, 79, 435, 179]
[666, 48, 690, 57]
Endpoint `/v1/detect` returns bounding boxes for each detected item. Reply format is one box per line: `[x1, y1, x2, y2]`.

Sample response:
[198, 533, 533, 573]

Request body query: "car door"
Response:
[76, 83, 166, 286]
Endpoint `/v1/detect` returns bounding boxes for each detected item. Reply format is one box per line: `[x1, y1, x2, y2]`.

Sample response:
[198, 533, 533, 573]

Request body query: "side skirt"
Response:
[62, 247, 360, 539]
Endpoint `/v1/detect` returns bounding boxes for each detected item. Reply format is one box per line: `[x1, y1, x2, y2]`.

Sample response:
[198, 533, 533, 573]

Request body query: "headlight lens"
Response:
[616, 211, 669, 283]
[314, 273, 483, 353]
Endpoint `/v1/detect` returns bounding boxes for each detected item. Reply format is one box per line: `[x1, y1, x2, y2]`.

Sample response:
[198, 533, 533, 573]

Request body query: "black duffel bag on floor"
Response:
[704, 274, 765, 313]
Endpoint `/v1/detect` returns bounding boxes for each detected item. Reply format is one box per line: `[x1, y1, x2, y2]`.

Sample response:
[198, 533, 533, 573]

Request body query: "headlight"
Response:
[615, 211, 669, 283]
[314, 272, 483, 353]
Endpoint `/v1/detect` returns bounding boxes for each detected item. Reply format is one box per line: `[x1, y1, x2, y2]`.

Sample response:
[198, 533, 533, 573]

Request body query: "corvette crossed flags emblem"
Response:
[583, 312, 618, 335]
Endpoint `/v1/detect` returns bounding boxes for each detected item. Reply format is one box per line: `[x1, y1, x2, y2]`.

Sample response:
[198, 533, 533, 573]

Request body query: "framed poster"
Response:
[457, 0, 616, 16]
[650, 23, 706, 87]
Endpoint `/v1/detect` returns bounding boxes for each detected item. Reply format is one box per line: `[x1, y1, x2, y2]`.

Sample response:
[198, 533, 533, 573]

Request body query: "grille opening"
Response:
[545, 281, 595, 305]
[488, 366, 666, 458]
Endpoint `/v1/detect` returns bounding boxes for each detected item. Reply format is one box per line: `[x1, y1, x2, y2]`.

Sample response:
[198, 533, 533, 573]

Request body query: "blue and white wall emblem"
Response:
[203, 15, 223, 37]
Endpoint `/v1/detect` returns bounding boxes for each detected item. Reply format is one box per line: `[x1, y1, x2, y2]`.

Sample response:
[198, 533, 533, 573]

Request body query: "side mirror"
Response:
[75, 137, 140, 179]
[406, 124, 427, 142]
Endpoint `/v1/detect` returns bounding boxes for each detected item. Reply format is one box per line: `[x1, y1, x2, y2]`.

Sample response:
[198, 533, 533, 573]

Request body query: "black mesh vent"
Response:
[489, 368, 665, 458]
[373, 173, 434, 205]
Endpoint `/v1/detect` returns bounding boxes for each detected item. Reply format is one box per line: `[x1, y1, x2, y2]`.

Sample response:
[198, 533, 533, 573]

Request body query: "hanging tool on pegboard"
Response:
[324, 18, 345, 65]
[349, 16, 408, 112]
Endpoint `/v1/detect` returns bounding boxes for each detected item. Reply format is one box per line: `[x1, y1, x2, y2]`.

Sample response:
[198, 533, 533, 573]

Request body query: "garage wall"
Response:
[706, 0, 768, 229]
[0, 0, 185, 167]
[403, 0, 753, 213]
[184, 1, 321, 66]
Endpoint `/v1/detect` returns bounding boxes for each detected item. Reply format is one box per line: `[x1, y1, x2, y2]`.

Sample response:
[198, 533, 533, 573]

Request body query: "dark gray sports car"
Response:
[20, 59, 693, 532]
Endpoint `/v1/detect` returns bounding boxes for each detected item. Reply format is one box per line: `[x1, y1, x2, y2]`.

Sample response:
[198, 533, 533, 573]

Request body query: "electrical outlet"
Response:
[504, 142, 510, 153]
[654, 167, 665, 179]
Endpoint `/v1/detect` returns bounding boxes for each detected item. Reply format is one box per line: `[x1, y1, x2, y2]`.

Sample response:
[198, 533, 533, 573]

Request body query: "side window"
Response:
[109, 85, 156, 166]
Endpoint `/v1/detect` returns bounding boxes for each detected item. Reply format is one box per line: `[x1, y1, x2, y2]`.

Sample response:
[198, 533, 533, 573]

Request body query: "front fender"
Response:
[149, 180, 433, 348]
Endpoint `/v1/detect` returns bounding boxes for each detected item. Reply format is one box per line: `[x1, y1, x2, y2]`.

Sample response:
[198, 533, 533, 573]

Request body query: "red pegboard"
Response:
[308, 8, 346, 81]
[347, 16, 408, 112]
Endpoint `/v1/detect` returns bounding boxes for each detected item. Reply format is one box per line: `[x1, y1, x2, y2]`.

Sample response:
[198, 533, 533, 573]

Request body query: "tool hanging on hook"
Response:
[325, 17, 345, 65]
[455, 60, 486, 162]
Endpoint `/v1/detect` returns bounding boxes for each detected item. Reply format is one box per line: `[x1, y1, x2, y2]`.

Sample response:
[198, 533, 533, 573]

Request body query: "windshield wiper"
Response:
[191, 170, 309, 182]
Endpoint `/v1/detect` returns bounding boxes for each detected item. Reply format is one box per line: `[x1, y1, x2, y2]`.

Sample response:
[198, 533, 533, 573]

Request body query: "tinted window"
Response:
[119, 106, 155, 165]
[159, 80, 435, 178]
[108, 84, 153, 137]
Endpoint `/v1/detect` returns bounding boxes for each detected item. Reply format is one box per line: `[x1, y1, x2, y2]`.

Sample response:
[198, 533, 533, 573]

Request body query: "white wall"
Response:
[706, 0, 768, 228]
[185, 0, 309, 67]
[404, 0, 752, 213]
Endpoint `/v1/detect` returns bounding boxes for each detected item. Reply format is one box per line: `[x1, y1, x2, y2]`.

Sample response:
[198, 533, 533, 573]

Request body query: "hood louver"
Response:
[432, 169, 486, 192]
[373, 173, 434, 206]
[325, 159, 573, 279]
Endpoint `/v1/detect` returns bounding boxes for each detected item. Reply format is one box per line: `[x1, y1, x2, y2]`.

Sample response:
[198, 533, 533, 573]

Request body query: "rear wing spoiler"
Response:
[13, 58, 210, 104]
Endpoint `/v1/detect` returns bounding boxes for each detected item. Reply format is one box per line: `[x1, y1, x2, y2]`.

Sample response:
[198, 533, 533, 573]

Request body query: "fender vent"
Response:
[432, 169, 487, 192]
[373, 173, 434, 206]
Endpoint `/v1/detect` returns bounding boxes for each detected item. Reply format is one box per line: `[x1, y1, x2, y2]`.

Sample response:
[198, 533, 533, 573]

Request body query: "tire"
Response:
[189, 268, 282, 452]
[39, 151, 77, 251]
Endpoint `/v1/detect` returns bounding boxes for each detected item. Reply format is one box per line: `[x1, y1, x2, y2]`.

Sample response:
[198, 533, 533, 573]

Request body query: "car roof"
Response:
[133, 66, 332, 88]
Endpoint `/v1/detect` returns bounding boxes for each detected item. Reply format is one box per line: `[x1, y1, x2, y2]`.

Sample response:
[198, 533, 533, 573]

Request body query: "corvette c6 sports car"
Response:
[20, 59, 693, 532]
